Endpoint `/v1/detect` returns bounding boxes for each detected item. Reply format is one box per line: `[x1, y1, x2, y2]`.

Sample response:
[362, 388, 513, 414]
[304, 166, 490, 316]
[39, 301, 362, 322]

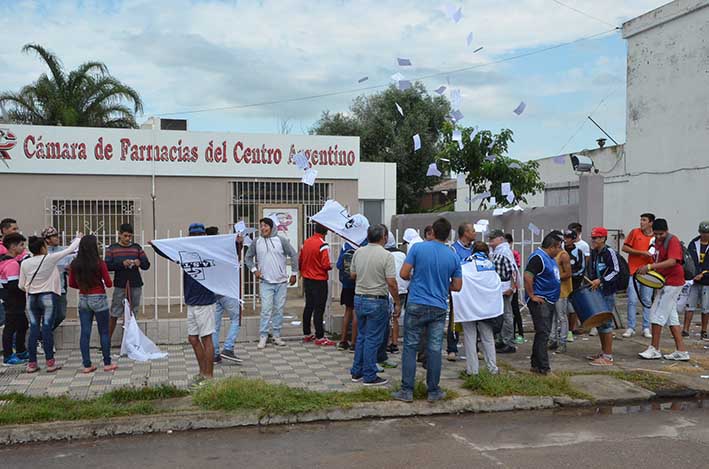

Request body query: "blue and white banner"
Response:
[151, 234, 240, 300]
[310, 199, 369, 247]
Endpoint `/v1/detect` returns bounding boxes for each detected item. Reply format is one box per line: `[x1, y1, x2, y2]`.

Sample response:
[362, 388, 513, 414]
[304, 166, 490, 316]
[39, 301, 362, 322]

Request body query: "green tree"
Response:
[311, 83, 451, 213]
[0, 44, 143, 128]
[439, 123, 544, 210]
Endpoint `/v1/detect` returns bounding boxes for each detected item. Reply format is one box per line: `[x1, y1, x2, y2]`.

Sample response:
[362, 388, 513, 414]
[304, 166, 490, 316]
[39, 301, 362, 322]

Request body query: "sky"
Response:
[0, 0, 668, 160]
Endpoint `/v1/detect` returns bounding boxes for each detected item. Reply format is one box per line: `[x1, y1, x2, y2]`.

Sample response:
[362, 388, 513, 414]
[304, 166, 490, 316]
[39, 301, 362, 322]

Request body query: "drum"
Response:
[569, 286, 613, 331]
[634, 270, 666, 289]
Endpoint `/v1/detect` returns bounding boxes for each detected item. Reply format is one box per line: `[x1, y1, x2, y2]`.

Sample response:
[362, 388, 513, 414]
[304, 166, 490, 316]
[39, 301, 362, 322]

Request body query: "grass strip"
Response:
[461, 370, 591, 400]
[562, 370, 680, 393]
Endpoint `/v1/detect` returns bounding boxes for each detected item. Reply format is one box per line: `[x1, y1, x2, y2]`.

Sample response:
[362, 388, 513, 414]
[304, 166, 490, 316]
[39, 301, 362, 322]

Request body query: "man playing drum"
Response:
[586, 227, 622, 367]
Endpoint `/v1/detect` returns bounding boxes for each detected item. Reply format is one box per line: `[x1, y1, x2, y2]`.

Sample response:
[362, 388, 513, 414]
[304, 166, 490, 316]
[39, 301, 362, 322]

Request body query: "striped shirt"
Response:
[104, 243, 151, 288]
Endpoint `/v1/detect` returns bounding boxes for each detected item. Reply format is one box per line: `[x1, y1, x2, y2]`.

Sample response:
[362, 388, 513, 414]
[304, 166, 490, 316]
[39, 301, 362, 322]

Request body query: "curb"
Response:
[0, 395, 557, 445]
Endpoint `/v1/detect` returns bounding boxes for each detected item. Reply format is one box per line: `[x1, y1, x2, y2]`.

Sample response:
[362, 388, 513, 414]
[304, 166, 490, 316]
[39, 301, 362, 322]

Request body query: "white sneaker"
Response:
[663, 350, 690, 361]
[622, 328, 635, 338]
[642, 328, 652, 338]
[257, 336, 267, 349]
[588, 327, 598, 336]
[273, 337, 286, 347]
[639, 345, 661, 360]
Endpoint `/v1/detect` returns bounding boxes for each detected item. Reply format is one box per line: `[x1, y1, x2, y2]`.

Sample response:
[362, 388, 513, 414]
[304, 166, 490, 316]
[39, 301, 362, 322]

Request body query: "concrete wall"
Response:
[359, 161, 397, 227]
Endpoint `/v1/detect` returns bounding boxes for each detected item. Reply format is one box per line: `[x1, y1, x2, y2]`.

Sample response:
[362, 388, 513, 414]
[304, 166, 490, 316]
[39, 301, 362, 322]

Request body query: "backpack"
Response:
[615, 251, 630, 291]
[340, 248, 355, 277]
[663, 235, 697, 280]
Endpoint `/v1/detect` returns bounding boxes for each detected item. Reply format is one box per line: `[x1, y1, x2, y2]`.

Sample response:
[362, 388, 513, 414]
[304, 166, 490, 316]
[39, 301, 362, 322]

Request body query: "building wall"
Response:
[358, 162, 397, 227]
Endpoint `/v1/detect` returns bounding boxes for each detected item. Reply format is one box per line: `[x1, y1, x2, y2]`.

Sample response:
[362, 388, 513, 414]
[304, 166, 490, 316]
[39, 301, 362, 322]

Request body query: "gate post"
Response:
[579, 174, 604, 233]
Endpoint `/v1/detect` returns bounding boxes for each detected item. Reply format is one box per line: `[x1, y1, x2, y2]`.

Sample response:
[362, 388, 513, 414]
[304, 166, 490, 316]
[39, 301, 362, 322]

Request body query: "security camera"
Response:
[570, 154, 594, 173]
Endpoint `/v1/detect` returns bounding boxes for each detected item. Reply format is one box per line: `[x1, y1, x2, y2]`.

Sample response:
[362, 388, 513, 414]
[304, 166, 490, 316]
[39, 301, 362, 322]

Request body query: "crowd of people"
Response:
[1, 212, 708, 396]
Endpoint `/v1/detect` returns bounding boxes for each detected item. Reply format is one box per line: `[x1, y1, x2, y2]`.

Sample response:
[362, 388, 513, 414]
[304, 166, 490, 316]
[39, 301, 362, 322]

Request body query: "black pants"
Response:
[3, 312, 28, 358]
[512, 290, 524, 336]
[377, 316, 390, 364]
[303, 279, 328, 339]
[529, 301, 554, 372]
[446, 307, 459, 354]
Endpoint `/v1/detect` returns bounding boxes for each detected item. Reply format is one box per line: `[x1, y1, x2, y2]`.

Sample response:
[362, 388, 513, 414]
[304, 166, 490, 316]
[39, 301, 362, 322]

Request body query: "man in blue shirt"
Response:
[524, 231, 563, 375]
[392, 218, 462, 403]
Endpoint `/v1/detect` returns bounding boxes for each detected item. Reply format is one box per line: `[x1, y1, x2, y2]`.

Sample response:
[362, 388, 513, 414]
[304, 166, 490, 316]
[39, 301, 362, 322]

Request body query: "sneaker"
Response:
[379, 360, 398, 369]
[548, 341, 558, 351]
[337, 342, 350, 351]
[681, 330, 689, 337]
[427, 391, 447, 402]
[515, 335, 525, 344]
[16, 351, 29, 360]
[220, 350, 243, 364]
[498, 345, 517, 354]
[213, 354, 222, 364]
[589, 356, 614, 367]
[639, 346, 662, 360]
[642, 328, 652, 339]
[257, 336, 268, 349]
[556, 343, 567, 353]
[387, 344, 400, 354]
[376, 364, 384, 373]
[588, 327, 598, 336]
[447, 352, 457, 361]
[362, 376, 389, 387]
[314, 338, 336, 346]
[585, 352, 604, 361]
[303, 334, 316, 343]
[349, 346, 356, 354]
[351, 375, 363, 382]
[3, 355, 27, 366]
[273, 337, 287, 347]
[566, 331, 575, 343]
[622, 328, 635, 338]
[702, 331, 709, 341]
[663, 350, 690, 361]
[46, 359, 61, 373]
[26, 362, 40, 373]
[391, 390, 413, 402]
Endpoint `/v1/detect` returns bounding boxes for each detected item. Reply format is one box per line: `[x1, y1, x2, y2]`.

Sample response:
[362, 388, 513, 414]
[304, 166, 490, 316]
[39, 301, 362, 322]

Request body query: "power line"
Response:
[157, 28, 618, 117]
[549, 0, 620, 29]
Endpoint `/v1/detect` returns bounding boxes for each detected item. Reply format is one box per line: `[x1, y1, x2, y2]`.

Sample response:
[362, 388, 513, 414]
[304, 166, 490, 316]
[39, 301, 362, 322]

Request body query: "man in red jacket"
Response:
[299, 223, 335, 345]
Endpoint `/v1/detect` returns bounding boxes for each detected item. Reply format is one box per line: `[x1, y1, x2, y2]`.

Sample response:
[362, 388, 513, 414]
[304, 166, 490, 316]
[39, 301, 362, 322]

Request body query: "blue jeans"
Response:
[259, 281, 287, 337]
[597, 293, 616, 334]
[28, 293, 57, 363]
[401, 303, 447, 395]
[213, 295, 241, 355]
[351, 295, 389, 382]
[78, 294, 112, 368]
[627, 278, 652, 330]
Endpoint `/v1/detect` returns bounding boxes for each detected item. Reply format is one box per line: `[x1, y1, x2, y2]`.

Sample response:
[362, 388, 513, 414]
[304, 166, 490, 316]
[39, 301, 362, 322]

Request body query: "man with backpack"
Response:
[244, 217, 299, 349]
[682, 221, 709, 340]
[638, 218, 690, 361]
[586, 227, 622, 366]
[336, 241, 358, 351]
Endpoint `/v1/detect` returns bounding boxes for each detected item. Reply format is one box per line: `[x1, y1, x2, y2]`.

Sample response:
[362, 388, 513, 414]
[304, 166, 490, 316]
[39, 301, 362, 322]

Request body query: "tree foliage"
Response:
[438, 122, 545, 209]
[311, 83, 451, 213]
[0, 44, 143, 128]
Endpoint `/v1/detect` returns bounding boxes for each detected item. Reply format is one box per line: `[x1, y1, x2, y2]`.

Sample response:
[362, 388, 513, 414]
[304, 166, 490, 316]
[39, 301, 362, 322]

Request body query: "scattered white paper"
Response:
[488, 141, 495, 150]
[398, 80, 412, 90]
[451, 110, 464, 121]
[294, 151, 309, 171]
[553, 155, 567, 165]
[512, 205, 523, 212]
[473, 46, 484, 53]
[506, 191, 515, 204]
[358, 76, 368, 83]
[528, 223, 541, 236]
[234, 221, 246, 234]
[509, 162, 522, 169]
[457, 140, 464, 150]
[480, 191, 492, 199]
[426, 163, 441, 177]
[466, 32, 474, 47]
[513, 101, 527, 116]
[445, 4, 463, 23]
[413, 134, 422, 151]
[397, 57, 412, 66]
[452, 130, 462, 142]
[302, 168, 318, 186]
[485, 155, 496, 162]
[395, 102, 404, 116]
[290, 321, 302, 326]
[470, 128, 478, 140]
[439, 158, 450, 162]
[501, 182, 511, 195]
[473, 223, 488, 232]
[476, 219, 490, 226]
[283, 315, 295, 319]
[391, 72, 405, 82]
[489, 196, 497, 207]
[701, 375, 709, 379]
[492, 208, 505, 216]
[450, 89, 462, 109]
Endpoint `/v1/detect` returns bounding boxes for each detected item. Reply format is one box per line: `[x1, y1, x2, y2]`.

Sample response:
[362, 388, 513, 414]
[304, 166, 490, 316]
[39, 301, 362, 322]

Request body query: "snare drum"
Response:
[634, 270, 666, 289]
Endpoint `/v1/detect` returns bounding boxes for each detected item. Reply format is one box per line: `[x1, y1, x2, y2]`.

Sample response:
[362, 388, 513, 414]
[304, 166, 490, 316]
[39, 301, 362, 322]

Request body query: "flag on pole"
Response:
[120, 299, 167, 361]
[151, 234, 240, 300]
[310, 200, 370, 247]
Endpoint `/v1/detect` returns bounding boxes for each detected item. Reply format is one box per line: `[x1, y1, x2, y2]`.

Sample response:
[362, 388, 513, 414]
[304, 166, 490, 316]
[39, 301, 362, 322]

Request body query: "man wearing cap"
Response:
[682, 221, 709, 340]
[42, 227, 75, 331]
[244, 217, 299, 350]
[586, 227, 621, 366]
[638, 218, 690, 361]
[488, 229, 517, 354]
[402, 228, 424, 248]
[622, 213, 656, 338]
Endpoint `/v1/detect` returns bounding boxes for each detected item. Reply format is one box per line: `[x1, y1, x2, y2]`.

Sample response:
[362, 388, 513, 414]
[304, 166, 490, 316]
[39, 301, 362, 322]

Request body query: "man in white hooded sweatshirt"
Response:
[244, 218, 299, 349]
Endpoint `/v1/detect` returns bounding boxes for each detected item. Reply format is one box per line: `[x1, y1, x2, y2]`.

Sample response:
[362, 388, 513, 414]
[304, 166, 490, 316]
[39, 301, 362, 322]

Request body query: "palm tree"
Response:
[0, 44, 143, 128]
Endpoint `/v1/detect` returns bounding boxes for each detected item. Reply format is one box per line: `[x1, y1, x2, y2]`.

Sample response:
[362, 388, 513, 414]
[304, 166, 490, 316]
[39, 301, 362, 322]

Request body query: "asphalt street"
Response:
[3, 401, 709, 468]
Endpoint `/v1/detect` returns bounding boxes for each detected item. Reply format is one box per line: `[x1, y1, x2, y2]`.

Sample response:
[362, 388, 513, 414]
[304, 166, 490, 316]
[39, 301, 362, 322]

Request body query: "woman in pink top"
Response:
[69, 235, 116, 373]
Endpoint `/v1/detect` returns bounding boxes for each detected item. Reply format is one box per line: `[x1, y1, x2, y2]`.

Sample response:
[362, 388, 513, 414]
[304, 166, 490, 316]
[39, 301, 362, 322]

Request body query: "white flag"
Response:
[120, 299, 167, 362]
[310, 200, 370, 247]
[151, 234, 240, 299]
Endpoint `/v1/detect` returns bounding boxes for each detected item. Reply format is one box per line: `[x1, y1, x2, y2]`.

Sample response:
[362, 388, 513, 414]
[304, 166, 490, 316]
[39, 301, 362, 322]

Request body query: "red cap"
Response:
[591, 226, 608, 238]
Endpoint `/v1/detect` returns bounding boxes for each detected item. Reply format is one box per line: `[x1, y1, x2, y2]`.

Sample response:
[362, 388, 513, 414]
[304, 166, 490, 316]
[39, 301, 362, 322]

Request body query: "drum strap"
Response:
[633, 275, 654, 309]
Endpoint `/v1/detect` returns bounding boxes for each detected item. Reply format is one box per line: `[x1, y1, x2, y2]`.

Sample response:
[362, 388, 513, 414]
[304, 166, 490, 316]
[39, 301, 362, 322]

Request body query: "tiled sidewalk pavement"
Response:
[0, 340, 469, 398]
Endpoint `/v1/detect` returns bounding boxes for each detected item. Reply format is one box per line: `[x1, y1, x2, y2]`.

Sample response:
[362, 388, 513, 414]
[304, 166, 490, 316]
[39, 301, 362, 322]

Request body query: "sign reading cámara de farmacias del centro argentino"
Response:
[0, 124, 360, 179]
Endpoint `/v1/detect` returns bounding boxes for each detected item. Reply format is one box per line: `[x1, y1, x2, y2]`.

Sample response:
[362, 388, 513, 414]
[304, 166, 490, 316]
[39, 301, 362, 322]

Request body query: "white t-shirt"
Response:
[575, 239, 591, 258]
[451, 255, 503, 323]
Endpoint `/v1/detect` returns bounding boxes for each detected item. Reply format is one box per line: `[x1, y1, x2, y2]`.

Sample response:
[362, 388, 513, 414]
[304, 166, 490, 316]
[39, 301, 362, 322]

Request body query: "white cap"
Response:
[403, 228, 423, 244]
[385, 231, 397, 249]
